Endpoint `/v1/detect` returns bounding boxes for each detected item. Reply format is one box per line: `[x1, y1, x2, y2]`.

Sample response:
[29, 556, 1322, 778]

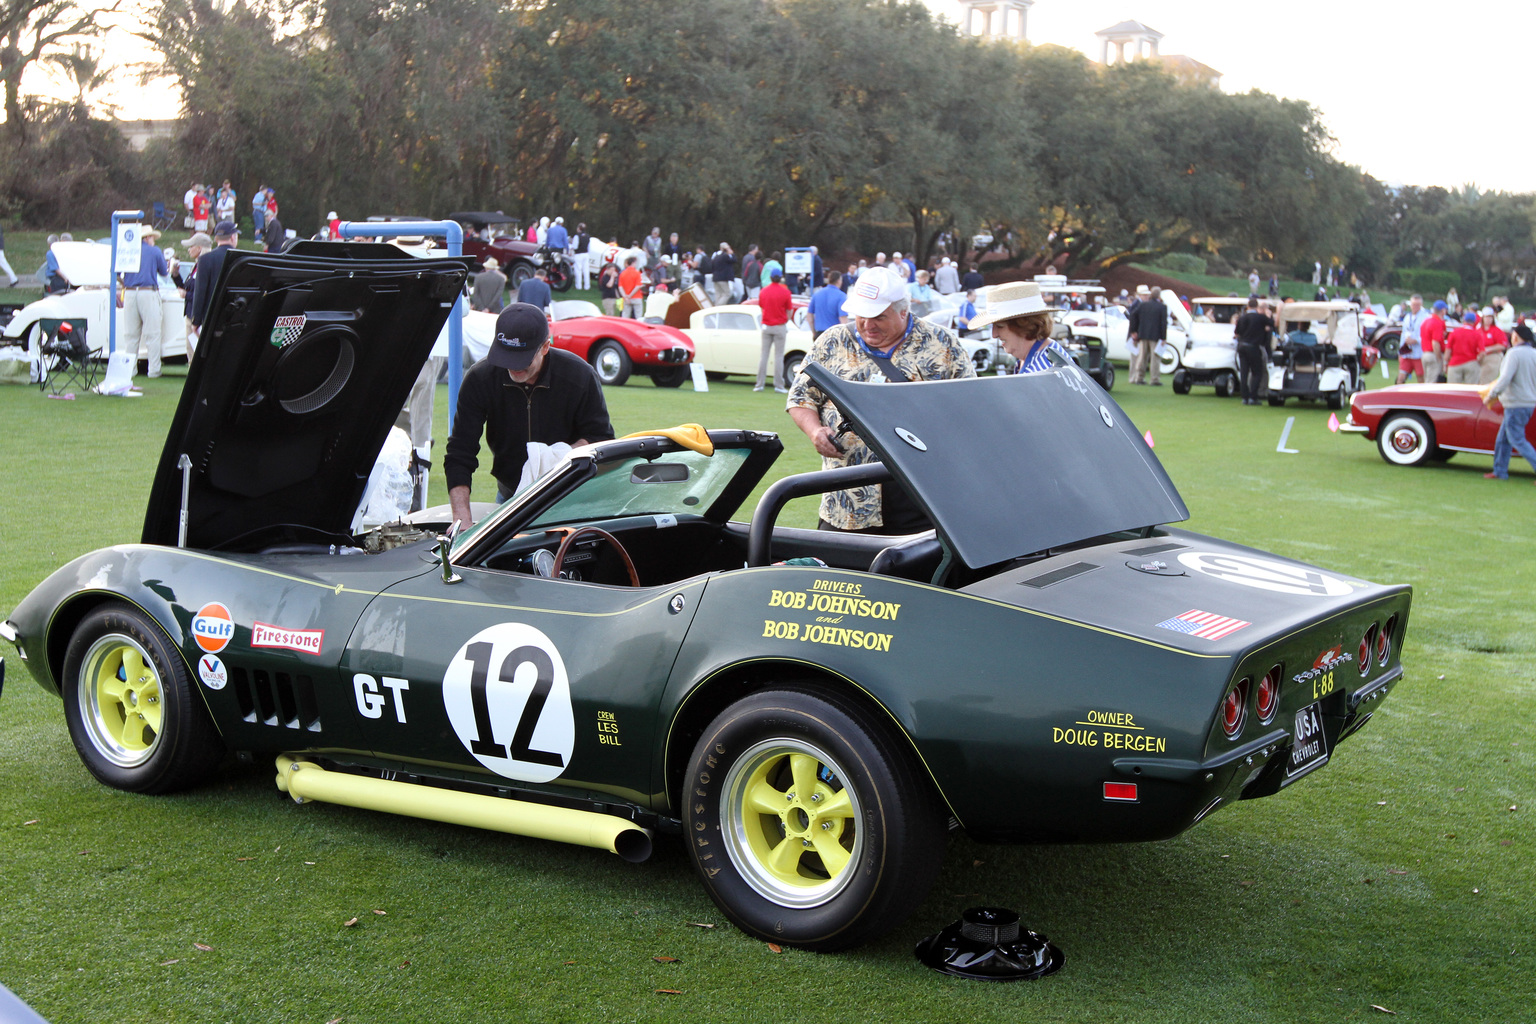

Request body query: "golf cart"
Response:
[1170, 296, 1248, 398]
[1036, 277, 1114, 390]
[1266, 300, 1376, 409]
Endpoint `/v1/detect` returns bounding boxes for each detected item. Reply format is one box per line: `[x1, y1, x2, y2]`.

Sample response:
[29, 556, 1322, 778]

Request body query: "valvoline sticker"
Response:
[191, 602, 234, 654]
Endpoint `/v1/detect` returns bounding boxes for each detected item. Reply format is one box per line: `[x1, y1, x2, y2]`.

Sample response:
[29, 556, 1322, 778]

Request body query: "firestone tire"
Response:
[1377, 412, 1436, 467]
[684, 688, 945, 951]
[61, 603, 224, 794]
[589, 340, 632, 386]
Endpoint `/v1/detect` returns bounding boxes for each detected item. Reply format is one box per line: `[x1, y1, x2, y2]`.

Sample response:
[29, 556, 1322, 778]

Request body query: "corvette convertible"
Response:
[1, 243, 1412, 951]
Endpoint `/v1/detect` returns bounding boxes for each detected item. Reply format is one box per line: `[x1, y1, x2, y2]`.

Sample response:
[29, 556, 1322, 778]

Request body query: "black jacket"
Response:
[1132, 299, 1168, 341]
[190, 245, 235, 327]
[711, 250, 737, 281]
[444, 349, 614, 493]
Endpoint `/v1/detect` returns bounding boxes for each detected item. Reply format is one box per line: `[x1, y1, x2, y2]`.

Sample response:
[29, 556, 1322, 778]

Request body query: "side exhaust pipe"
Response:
[275, 756, 653, 862]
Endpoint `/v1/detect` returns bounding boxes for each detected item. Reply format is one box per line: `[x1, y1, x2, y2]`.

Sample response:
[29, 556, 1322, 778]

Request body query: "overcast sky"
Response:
[62, 0, 1535, 196]
[925, 0, 1533, 194]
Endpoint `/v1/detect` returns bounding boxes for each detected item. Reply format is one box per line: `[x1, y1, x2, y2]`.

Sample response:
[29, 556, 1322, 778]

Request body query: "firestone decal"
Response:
[1177, 552, 1354, 598]
[191, 602, 234, 654]
[442, 623, 575, 783]
[251, 622, 324, 655]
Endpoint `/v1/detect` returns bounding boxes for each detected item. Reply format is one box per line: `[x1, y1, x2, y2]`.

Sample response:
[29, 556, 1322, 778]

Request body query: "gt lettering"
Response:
[353, 673, 410, 723]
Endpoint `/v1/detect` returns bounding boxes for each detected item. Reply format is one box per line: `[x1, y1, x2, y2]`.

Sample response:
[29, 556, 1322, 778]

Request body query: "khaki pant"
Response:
[713, 280, 733, 306]
[119, 288, 163, 376]
[1479, 349, 1505, 384]
[756, 324, 787, 390]
[1130, 338, 1161, 384]
[1422, 352, 1444, 383]
[1446, 361, 1479, 384]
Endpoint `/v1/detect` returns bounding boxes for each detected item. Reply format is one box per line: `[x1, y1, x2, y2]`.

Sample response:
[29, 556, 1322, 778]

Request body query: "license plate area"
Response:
[1285, 702, 1329, 779]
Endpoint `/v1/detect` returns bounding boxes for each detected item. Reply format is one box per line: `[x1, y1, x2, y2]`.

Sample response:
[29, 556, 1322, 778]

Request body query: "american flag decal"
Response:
[1155, 608, 1251, 641]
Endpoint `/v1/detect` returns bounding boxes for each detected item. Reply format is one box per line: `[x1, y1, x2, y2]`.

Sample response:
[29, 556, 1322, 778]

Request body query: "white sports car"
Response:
[3, 241, 192, 365]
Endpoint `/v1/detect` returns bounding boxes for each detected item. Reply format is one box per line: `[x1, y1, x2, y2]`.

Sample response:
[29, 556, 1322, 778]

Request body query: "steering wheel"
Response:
[551, 526, 640, 587]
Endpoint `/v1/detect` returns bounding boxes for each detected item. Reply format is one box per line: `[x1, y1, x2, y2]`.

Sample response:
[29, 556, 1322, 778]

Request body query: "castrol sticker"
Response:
[191, 603, 234, 653]
[251, 622, 324, 656]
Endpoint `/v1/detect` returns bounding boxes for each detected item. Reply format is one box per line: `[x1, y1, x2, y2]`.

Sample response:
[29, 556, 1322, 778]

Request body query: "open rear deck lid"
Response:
[803, 362, 1189, 568]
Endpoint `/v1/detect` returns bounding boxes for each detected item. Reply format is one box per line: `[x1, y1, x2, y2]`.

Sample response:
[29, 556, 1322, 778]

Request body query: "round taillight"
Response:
[1255, 666, 1281, 724]
[1359, 625, 1376, 676]
[1377, 616, 1396, 667]
[1222, 680, 1249, 738]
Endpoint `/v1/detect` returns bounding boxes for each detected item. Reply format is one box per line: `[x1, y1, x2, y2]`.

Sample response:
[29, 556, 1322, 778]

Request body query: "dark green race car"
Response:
[1, 244, 1412, 951]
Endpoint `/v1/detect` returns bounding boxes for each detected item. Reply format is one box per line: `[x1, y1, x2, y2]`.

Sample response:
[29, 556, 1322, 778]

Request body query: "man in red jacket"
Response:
[755, 268, 794, 392]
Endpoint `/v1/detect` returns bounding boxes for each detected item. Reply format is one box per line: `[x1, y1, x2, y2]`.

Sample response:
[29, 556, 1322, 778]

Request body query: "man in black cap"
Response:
[190, 220, 240, 333]
[445, 302, 613, 527]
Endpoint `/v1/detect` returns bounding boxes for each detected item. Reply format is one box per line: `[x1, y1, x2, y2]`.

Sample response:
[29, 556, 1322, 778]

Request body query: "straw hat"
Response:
[967, 281, 1060, 331]
[482, 257, 499, 270]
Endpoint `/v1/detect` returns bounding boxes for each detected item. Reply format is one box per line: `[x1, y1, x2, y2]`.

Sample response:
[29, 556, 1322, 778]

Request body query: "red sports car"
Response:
[1341, 383, 1536, 467]
[549, 299, 694, 387]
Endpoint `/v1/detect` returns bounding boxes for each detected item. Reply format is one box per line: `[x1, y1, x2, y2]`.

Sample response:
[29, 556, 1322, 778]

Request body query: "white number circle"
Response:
[443, 623, 575, 783]
[1177, 552, 1354, 598]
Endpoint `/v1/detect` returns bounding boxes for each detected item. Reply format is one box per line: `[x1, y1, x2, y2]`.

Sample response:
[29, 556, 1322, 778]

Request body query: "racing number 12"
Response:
[463, 641, 566, 767]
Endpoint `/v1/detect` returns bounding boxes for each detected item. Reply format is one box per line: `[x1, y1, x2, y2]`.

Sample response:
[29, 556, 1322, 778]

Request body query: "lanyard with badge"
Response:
[850, 313, 916, 383]
[828, 314, 916, 453]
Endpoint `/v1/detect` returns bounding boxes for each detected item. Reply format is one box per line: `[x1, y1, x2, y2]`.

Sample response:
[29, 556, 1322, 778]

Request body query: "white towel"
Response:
[516, 441, 573, 496]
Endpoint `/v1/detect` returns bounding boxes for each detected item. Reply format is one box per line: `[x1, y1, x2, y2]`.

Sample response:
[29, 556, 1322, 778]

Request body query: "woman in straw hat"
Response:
[967, 281, 1071, 374]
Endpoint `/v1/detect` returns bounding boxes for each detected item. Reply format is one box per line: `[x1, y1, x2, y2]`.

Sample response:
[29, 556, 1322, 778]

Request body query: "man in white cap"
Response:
[934, 257, 959, 295]
[967, 282, 1070, 374]
[786, 265, 975, 534]
[115, 225, 168, 377]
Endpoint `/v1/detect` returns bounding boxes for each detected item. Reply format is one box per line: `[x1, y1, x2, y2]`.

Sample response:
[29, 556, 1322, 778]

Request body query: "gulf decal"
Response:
[191, 603, 234, 654]
[251, 622, 324, 656]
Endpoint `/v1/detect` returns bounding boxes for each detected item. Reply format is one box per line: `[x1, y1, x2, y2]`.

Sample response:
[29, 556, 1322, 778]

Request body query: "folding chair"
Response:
[152, 201, 175, 232]
[35, 318, 100, 396]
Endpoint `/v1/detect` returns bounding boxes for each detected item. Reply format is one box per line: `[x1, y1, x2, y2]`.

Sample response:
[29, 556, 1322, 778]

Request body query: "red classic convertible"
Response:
[548, 299, 694, 387]
[1341, 383, 1536, 467]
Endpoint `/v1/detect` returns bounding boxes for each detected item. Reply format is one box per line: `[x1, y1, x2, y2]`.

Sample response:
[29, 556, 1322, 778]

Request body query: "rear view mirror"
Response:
[631, 462, 689, 484]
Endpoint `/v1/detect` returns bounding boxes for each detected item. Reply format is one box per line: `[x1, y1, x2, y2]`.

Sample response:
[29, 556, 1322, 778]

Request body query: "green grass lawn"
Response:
[0, 365, 1531, 1022]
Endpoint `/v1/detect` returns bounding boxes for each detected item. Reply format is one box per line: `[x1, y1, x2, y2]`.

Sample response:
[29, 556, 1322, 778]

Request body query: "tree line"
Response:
[0, 0, 1531, 301]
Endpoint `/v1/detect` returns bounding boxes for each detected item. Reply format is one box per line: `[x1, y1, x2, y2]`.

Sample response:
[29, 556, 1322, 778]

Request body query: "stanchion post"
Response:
[335, 220, 466, 427]
[108, 210, 146, 355]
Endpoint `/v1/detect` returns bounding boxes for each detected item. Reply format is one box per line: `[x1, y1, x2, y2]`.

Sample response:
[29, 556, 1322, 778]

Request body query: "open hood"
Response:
[143, 245, 469, 550]
[51, 240, 115, 288]
[803, 362, 1188, 568]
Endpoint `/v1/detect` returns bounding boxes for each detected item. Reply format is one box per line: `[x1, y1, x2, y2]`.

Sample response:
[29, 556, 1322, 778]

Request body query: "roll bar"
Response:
[747, 462, 893, 566]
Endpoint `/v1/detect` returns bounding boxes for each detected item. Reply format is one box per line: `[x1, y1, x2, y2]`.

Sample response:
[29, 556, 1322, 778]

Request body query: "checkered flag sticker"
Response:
[270, 315, 307, 348]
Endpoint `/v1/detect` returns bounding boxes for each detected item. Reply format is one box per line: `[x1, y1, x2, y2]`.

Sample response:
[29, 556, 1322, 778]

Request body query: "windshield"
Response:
[529, 448, 752, 527]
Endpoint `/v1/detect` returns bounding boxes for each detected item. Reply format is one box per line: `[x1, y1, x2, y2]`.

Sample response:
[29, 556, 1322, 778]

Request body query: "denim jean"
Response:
[1492, 404, 1536, 478]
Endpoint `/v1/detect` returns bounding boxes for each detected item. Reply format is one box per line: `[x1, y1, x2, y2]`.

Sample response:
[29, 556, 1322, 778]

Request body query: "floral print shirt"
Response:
[785, 317, 975, 529]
